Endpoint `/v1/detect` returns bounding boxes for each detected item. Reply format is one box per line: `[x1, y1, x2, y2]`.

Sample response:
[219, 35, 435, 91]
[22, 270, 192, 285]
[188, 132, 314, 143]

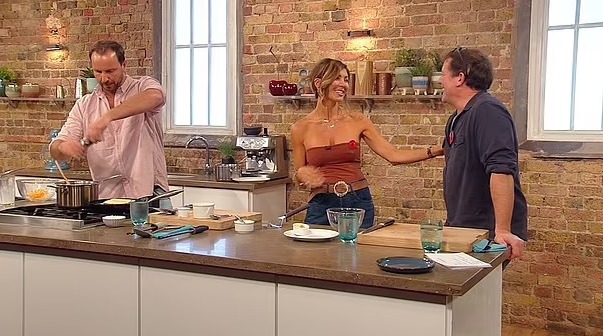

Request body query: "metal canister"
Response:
[55, 85, 65, 98]
[376, 72, 393, 95]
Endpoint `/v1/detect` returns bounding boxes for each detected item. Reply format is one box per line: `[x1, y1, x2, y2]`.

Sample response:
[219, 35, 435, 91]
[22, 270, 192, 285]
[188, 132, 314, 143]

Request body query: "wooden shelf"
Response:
[0, 97, 77, 108]
[270, 93, 442, 112]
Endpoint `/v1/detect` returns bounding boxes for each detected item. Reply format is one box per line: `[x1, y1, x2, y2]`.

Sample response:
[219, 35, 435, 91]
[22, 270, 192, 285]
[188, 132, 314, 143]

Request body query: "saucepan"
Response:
[53, 174, 122, 208]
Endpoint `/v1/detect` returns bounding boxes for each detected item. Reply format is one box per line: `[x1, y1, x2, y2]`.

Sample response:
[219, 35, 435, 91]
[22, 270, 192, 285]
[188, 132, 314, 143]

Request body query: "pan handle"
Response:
[146, 189, 184, 203]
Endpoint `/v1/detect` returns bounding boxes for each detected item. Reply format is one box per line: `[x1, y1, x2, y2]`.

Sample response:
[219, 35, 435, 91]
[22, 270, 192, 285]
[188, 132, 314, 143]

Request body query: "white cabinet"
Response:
[183, 184, 286, 223]
[140, 267, 275, 336]
[23, 254, 138, 336]
[278, 284, 446, 336]
[167, 185, 184, 207]
[0, 251, 23, 336]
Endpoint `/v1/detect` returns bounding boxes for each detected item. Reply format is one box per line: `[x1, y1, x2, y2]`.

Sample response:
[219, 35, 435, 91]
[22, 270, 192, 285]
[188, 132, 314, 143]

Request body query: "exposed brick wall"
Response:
[0, 1, 602, 334]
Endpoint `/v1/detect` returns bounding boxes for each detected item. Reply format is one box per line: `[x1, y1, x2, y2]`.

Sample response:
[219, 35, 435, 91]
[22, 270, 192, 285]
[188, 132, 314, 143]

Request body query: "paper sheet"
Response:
[425, 252, 492, 269]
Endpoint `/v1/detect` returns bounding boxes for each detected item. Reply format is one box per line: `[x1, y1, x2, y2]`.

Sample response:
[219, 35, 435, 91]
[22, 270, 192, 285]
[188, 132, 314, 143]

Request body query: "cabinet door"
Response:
[278, 284, 446, 336]
[0, 251, 23, 336]
[141, 267, 275, 336]
[183, 186, 249, 211]
[24, 254, 138, 336]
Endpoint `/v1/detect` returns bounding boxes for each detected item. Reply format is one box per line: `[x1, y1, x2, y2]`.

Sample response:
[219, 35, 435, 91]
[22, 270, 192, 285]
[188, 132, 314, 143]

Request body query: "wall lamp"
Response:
[45, 44, 65, 51]
[347, 30, 374, 38]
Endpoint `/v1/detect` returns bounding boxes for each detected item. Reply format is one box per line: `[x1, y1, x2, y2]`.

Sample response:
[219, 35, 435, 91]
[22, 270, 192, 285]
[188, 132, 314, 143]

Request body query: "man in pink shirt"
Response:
[50, 40, 169, 200]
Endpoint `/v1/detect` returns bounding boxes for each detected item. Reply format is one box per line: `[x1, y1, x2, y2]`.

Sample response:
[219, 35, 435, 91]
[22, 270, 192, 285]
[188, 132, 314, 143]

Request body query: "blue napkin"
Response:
[472, 239, 507, 253]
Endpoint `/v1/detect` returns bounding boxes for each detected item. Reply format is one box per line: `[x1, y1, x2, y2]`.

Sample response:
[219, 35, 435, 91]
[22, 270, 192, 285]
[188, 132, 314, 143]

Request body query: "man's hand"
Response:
[494, 230, 526, 259]
[295, 166, 325, 189]
[57, 140, 86, 160]
[85, 115, 111, 143]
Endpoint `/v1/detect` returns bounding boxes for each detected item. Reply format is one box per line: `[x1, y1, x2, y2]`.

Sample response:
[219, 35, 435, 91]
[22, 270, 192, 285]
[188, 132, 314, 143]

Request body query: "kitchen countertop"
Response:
[16, 168, 291, 190]
[0, 217, 508, 298]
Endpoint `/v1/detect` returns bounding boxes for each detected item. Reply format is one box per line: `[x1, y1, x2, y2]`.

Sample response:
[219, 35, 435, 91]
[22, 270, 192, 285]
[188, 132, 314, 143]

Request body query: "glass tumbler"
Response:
[129, 200, 149, 227]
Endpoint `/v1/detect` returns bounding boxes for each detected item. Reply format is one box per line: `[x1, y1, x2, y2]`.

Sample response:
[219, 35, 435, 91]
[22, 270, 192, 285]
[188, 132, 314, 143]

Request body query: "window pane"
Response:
[574, 27, 603, 130]
[174, 0, 191, 45]
[192, 48, 209, 126]
[210, 0, 227, 44]
[209, 47, 227, 127]
[548, 0, 576, 26]
[174, 48, 191, 125]
[193, 0, 209, 45]
[543, 29, 574, 130]
[579, 0, 603, 24]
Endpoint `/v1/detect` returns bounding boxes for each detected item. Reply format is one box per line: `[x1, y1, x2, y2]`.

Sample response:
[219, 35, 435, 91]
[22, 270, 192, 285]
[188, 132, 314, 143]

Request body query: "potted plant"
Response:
[80, 67, 98, 93]
[394, 48, 424, 94]
[429, 51, 444, 94]
[0, 67, 17, 97]
[409, 59, 433, 94]
[218, 141, 237, 164]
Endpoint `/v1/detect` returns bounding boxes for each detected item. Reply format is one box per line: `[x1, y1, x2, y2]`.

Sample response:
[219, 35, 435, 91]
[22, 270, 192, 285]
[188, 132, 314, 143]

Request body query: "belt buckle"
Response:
[333, 180, 350, 197]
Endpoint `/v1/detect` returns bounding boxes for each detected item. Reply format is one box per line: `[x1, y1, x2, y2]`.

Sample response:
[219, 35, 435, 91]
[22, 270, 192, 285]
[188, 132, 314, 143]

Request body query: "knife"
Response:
[359, 218, 395, 235]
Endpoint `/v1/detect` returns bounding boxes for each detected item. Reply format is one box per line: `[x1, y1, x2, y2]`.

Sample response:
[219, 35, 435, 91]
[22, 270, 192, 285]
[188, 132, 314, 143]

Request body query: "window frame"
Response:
[160, 0, 242, 137]
[515, 0, 603, 158]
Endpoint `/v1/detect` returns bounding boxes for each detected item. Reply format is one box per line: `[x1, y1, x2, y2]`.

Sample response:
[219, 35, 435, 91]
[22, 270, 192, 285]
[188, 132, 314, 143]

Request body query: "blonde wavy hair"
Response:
[309, 58, 350, 99]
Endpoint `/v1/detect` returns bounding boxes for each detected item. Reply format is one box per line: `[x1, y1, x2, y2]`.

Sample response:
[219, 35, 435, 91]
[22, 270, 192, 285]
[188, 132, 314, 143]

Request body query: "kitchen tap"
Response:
[185, 136, 212, 176]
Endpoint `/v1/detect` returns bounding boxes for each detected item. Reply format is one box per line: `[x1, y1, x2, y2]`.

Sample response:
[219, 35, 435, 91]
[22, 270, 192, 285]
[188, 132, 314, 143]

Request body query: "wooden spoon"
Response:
[54, 160, 71, 185]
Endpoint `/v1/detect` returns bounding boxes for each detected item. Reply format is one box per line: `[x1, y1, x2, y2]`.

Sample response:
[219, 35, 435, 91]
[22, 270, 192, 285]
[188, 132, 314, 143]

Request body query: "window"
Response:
[528, 0, 603, 142]
[162, 0, 241, 135]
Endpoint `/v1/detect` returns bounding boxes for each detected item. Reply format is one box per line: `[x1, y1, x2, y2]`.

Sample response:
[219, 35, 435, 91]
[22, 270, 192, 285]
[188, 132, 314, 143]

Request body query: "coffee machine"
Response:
[236, 134, 288, 180]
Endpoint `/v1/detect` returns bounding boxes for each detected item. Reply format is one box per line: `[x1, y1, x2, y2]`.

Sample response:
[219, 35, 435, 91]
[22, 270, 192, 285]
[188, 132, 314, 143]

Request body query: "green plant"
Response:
[0, 67, 17, 82]
[395, 48, 425, 68]
[429, 51, 444, 72]
[80, 67, 95, 78]
[218, 141, 237, 159]
[409, 60, 434, 77]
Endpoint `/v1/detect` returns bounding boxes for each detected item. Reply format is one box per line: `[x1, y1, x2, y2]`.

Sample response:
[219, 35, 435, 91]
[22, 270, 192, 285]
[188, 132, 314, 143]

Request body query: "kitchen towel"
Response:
[472, 239, 507, 253]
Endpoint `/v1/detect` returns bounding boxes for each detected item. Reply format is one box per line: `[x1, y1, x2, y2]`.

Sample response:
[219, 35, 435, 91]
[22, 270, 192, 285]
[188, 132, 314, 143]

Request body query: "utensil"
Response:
[360, 219, 395, 235]
[55, 160, 71, 185]
[134, 225, 208, 239]
[271, 203, 309, 228]
[0, 167, 24, 178]
[145, 189, 184, 203]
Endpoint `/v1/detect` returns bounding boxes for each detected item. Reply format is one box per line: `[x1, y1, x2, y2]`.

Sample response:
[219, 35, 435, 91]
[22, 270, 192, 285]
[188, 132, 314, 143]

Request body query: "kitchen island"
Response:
[0, 221, 507, 336]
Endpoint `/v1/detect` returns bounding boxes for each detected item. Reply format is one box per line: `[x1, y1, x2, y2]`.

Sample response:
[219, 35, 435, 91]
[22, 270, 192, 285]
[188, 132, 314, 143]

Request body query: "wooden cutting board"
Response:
[357, 223, 488, 252]
[148, 209, 262, 231]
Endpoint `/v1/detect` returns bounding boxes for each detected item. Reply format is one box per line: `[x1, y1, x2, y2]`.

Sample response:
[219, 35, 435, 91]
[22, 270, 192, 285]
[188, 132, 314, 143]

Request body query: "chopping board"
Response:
[148, 209, 262, 231]
[357, 223, 488, 252]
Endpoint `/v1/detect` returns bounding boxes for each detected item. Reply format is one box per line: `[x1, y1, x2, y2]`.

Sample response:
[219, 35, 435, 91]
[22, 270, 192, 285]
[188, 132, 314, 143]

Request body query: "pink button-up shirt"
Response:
[55, 75, 169, 199]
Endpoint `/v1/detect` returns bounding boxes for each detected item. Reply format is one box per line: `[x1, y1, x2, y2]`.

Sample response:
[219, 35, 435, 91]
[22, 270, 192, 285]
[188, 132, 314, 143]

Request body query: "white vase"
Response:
[85, 78, 98, 93]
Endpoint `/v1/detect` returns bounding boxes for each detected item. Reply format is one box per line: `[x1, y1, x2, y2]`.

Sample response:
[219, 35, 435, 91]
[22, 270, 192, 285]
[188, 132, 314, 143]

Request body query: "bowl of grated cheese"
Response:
[16, 179, 58, 202]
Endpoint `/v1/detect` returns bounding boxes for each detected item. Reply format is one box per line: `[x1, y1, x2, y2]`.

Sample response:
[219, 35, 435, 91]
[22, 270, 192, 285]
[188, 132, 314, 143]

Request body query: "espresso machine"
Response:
[235, 134, 288, 180]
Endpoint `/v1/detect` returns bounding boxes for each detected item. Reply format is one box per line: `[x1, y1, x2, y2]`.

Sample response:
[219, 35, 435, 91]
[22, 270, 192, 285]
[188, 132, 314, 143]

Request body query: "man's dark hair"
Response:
[89, 40, 126, 65]
[444, 47, 493, 91]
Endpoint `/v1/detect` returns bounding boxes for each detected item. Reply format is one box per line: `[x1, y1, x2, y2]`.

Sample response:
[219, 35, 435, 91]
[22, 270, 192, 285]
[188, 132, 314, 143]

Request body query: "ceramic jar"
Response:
[4, 84, 20, 98]
[21, 83, 40, 98]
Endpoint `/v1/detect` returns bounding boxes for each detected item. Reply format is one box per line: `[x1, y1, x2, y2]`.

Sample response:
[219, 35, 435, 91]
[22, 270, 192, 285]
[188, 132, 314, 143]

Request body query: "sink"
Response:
[167, 173, 197, 179]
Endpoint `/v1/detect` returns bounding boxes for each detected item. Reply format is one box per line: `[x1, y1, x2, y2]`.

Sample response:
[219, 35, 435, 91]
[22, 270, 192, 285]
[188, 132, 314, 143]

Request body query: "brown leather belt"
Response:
[310, 179, 369, 198]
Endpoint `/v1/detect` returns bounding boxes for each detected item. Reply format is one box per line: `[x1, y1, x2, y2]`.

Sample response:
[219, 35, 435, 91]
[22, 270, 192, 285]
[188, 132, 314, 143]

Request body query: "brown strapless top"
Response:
[305, 142, 364, 184]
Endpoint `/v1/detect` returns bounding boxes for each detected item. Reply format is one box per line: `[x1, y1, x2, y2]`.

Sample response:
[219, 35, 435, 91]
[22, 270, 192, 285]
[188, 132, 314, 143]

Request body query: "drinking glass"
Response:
[326, 208, 365, 243]
[420, 219, 444, 253]
[130, 200, 149, 227]
[0, 175, 15, 206]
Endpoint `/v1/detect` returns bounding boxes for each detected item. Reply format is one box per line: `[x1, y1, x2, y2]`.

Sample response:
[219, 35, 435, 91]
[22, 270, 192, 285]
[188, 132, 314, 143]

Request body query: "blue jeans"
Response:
[304, 187, 375, 229]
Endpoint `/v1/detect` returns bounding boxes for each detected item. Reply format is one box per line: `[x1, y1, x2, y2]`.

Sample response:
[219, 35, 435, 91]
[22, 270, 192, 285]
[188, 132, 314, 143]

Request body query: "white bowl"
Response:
[234, 219, 255, 233]
[102, 215, 127, 227]
[292, 222, 311, 236]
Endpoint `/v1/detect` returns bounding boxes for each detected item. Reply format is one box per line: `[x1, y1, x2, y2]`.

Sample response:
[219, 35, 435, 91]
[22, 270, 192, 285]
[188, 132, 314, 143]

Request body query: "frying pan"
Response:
[86, 189, 184, 215]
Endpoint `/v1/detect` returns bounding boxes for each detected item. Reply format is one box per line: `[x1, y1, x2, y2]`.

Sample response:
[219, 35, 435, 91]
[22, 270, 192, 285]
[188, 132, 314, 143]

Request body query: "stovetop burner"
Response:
[0, 204, 130, 231]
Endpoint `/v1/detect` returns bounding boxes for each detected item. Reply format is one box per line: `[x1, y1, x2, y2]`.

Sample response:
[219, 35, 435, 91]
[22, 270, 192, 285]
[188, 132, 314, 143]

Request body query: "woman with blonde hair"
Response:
[291, 58, 443, 228]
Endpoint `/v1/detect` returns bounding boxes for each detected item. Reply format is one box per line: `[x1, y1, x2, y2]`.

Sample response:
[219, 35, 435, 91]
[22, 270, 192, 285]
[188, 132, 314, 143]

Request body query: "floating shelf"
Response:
[270, 94, 442, 113]
[0, 97, 77, 108]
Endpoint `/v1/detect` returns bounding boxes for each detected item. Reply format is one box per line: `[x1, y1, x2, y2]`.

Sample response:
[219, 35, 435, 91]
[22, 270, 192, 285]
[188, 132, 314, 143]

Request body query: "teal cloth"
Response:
[472, 239, 507, 253]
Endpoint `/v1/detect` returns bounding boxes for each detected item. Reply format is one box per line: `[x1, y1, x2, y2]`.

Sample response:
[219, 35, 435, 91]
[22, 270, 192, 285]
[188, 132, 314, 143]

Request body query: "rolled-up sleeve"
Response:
[474, 102, 518, 176]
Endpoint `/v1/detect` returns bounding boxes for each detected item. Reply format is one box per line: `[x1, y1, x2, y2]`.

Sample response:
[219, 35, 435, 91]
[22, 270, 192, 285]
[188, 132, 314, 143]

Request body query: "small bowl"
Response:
[102, 215, 127, 227]
[234, 219, 255, 233]
[292, 222, 311, 236]
[243, 125, 262, 136]
[176, 207, 192, 218]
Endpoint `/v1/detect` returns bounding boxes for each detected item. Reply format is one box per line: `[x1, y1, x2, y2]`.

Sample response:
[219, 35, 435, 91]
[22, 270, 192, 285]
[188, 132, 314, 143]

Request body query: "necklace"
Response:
[322, 119, 336, 128]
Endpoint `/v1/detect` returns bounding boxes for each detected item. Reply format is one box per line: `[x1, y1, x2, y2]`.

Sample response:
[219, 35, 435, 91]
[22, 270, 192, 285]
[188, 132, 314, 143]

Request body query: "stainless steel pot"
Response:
[54, 174, 122, 208]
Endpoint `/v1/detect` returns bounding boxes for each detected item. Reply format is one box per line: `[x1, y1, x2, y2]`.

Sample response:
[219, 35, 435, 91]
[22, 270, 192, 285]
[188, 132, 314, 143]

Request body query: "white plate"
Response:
[283, 229, 339, 242]
[232, 176, 270, 182]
